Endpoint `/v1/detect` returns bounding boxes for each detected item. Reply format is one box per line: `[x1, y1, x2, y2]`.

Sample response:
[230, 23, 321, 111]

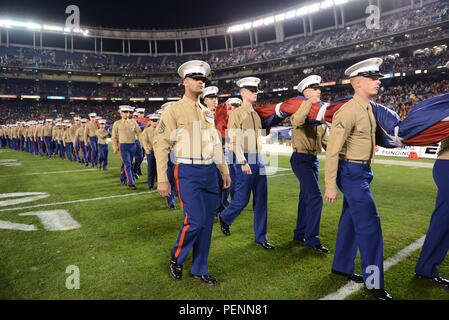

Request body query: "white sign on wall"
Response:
[375, 143, 441, 159]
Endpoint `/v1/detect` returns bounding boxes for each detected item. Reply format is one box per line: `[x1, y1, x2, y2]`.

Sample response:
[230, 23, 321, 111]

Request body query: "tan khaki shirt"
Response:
[438, 138, 449, 160]
[111, 118, 142, 151]
[57, 127, 64, 141]
[141, 126, 156, 152]
[37, 125, 44, 139]
[62, 130, 70, 145]
[227, 102, 263, 164]
[96, 128, 110, 144]
[52, 127, 61, 141]
[84, 120, 99, 141]
[153, 95, 228, 183]
[74, 126, 86, 144]
[32, 126, 38, 139]
[70, 124, 81, 142]
[325, 94, 376, 190]
[290, 101, 328, 154]
[43, 125, 53, 137]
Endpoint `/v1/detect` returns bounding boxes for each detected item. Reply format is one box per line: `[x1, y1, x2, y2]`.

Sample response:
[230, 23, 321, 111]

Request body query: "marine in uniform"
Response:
[154, 60, 230, 285]
[157, 102, 178, 209]
[24, 122, 30, 154]
[85, 113, 99, 167]
[60, 120, 70, 160]
[71, 117, 82, 162]
[43, 119, 53, 157]
[75, 119, 89, 166]
[414, 137, 449, 290]
[290, 75, 329, 254]
[31, 121, 37, 155]
[133, 108, 146, 178]
[201, 86, 228, 216]
[111, 105, 142, 189]
[140, 113, 159, 189]
[0, 125, 4, 148]
[324, 58, 392, 300]
[217, 77, 275, 250]
[37, 120, 44, 156]
[18, 122, 24, 152]
[201, 86, 219, 114]
[224, 97, 242, 201]
[96, 119, 110, 170]
[52, 120, 61, 158]
[63, 122, 74, 161]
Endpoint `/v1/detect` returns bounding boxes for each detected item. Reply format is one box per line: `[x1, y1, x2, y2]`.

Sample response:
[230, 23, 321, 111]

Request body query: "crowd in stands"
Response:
[1, 78, 447, 126]
[0, 1, 447, 75]
[1, 47, 447, 100]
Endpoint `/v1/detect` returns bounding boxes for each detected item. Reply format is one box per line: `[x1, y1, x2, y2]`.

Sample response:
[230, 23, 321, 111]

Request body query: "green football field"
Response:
[0, 145, 448, 300]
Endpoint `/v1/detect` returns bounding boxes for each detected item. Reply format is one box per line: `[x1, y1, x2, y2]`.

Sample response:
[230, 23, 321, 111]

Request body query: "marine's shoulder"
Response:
[335, 99, 358, 117]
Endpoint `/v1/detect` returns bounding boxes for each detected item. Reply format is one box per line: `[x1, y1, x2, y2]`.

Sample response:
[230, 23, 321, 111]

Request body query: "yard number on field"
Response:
[0, 192, 81, 231]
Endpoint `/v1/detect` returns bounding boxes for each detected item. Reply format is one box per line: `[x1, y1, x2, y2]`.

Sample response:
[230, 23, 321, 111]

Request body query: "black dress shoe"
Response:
[364, 287, 393, 301]
[168, 204, 176, 210]
[217, 214, 230, 236]
[256, 241, 275, 250]
[190, 274, 219, 286]
[414, 274, 449, 286]
[331, 269, 364, 283]
[169, 254, 183, 280]
[307, 244, 329, 254]
[129, 185, 137, 190]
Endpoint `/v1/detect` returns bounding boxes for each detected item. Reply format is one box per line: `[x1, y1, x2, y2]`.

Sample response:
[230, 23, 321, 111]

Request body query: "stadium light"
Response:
[252, 19, 264, 28]
[0, 19, 41, 30]
[275, 13, 286, 22]
[0, 17, 89, 36]
[285, 10, 297, 19]
[321, 0, 335, 9]
[264, 16, 275, 26]
[226, 0, 352, 33]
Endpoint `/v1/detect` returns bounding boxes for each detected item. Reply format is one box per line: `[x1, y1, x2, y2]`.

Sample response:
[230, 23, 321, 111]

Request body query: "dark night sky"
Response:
[0, 0, 313, 29]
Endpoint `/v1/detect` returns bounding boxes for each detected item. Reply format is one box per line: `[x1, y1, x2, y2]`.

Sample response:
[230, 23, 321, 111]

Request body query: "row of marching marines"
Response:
[1, 58, 449, 300]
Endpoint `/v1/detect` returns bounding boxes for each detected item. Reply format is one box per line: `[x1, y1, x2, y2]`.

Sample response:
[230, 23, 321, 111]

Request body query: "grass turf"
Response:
[0, 146, 447, 300]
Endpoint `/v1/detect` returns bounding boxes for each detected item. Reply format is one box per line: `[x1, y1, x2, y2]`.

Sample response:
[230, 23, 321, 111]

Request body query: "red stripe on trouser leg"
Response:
[175, 212, 190, 259]
[174, 164, 184, 209]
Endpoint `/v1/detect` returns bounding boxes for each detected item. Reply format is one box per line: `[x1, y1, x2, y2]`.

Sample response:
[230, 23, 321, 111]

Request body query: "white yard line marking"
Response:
[0, 190, 158, 212]
[320, 236, 425, 300]
[267, 172, 295, 178]
[0, 167, 118, 178]
[0, 159, 21, 166]
[0, 220, 37, 231]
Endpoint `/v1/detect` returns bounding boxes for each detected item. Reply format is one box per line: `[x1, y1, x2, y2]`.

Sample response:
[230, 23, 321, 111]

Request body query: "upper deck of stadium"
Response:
[0, 0, 447, 71]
